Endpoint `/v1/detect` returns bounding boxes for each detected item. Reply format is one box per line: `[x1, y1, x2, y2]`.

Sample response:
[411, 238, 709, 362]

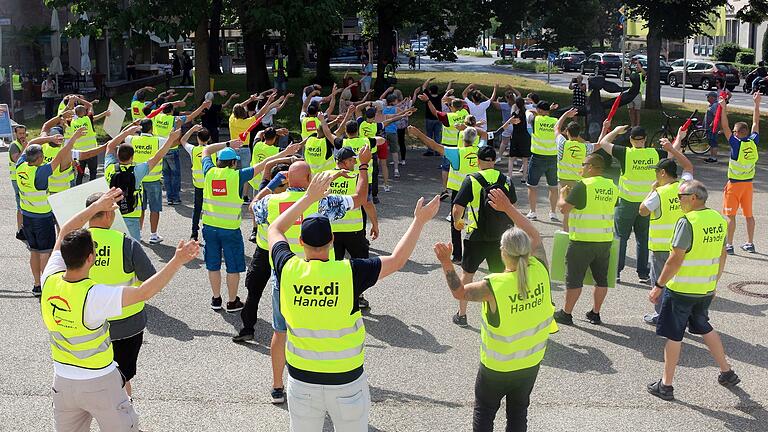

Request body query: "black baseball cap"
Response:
[630, 126, 647, 138]
[365, 107, 377, 118]
[477, 146, 497, 162]
[334, 146, 357, 161]
[655, 158, 678, 177]
[300, 214, 333, 247]
[536, 101, 551, 111]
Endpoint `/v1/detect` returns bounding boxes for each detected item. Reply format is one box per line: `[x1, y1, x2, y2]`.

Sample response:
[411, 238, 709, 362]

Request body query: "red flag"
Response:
[238, 115, 265, 142]
[606, 95, 622, 122]
[712, 105, 722, 134]
[680, 110, 698, 132]
[146, 103, 169, 119]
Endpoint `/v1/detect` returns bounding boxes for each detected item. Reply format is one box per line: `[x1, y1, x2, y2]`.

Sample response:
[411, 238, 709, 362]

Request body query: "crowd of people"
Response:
[9, 66, 758, 431]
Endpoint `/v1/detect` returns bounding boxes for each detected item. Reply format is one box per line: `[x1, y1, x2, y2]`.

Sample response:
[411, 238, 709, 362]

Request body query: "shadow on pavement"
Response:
[675, 387, 768, 432]
[370, 385, 463, 408]
[143, 241, 205, 270]
[363, 312, 452, 354]
[0, 289, 33, 299]
[542, 340, 617, 374]
[709, 296, 768, 317]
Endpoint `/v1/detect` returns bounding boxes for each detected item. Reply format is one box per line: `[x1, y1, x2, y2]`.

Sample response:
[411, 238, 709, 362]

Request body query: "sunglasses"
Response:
[677, 193, 693, 198]
[581, 163, 592, 167]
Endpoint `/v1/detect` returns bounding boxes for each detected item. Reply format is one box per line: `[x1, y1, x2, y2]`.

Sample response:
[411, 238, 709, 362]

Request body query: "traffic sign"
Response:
[0, 18, 11, 26]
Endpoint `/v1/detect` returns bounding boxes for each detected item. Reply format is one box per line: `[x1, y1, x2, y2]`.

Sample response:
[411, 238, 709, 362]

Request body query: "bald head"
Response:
[287, 161, 311, 188]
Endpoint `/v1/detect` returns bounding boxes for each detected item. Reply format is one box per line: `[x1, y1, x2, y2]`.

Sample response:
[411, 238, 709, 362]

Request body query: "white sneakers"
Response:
[526, 211, 537, 220]
[549, 212, 560, 222]
[148, 234, 164, 244]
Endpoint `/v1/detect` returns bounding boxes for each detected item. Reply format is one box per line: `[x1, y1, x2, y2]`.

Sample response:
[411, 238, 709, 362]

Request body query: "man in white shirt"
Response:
[41, 188, 199, 431]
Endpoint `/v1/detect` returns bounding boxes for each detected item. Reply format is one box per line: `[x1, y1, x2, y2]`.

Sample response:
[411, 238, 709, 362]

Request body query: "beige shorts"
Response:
[628, 94, 643, 110]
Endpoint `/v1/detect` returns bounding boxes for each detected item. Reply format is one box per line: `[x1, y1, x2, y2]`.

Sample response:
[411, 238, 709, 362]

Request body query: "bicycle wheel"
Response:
[685, 128, 711, 155]
[649, 129, 673, 149]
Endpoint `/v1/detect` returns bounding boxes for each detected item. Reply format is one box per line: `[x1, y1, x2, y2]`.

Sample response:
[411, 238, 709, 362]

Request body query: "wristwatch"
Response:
[654, 282, 664, 289]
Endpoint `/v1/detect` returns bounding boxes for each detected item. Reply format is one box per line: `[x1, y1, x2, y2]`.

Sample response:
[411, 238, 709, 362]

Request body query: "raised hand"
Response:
[414, 195, 441, 224]
[433, 242, 454, 264]
[306, 171, 335, 201]
[95, 187, 124, 212]
[228, 139, 244, 150]
[172, 240, 200, 265]
[358, 145, 372, 164]
[488, 188, 514, 214]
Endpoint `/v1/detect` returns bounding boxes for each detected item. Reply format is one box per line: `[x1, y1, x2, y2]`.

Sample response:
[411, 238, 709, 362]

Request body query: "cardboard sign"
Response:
[550, 230, 619, 288]
[48, 180, 130, 236]
[0, 104, 12, 139]
[103, 99, 126, 138]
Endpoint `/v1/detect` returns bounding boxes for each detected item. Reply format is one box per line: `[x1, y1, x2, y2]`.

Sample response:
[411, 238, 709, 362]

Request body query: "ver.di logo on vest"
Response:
[279, 201, 302, 225]
[92, 241, 112, 266]
[292, 281, 341, 307]
[47, 296, 73, 327]
[211, 179, 228, 196]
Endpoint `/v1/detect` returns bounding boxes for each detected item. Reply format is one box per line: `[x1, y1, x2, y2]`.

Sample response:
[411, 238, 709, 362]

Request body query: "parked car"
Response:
[669, 59, 694, 70]
[579, 53, 623, 77]
[497, 45, 518, 58]
[553, 51, 586, 72]
[519, 46, 546, 59]
[623, 57, 673, 84]
[667, 61, 740, 90]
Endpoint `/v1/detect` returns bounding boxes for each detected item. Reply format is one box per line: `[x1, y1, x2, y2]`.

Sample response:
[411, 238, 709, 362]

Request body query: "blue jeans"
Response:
[202, 225, 245, 273]
[141, 181, 163, 213]
[425, 119, 443, 155]
[162, 149, 181, 202]
[124, 217, 141, 240]
[11, 180, 20, 208]
[271, 276, 286, 332]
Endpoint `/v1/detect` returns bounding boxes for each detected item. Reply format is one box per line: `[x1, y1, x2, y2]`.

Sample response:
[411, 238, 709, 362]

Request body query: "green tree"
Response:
[623, 0, 729, 109]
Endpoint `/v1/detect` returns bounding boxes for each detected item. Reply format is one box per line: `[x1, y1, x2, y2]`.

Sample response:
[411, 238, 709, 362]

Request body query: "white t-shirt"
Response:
[463, 98, 492, 130]
[261, 107, 278, 125]
[642, 172, 694, 217]
[42, 251, 125, 380]
[301, 93, 324, 105]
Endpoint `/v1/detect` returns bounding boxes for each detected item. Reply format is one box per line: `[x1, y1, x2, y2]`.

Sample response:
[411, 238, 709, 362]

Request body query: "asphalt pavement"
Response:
[1, 139, 766, 431]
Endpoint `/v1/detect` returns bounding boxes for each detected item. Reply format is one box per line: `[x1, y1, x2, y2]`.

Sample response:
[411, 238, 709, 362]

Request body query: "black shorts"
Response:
[113, 331, 144, 381]
[656, 290, 714, 342]
[22, 214, 56, 253]
[462, 240, 505, 274]
[565, 240, 611, 288]
[527, 154, 557, 187]
[509, 134, 532, 158]
[333, 230, 370, 259]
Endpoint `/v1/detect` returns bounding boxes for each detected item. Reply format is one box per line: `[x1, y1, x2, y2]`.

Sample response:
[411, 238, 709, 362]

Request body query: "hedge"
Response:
[734, 62, 757, 78]
[714, 42, 742, 62]
[736, 49, 755, 65]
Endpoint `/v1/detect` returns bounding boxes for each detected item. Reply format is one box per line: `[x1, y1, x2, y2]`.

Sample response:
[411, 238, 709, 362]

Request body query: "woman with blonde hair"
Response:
[434, 188, 556, 432]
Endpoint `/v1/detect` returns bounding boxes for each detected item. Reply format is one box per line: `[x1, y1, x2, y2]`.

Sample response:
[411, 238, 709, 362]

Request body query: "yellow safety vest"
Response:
[87, 227, 145, 322]
[104, 163, 143, 218]
[531, 115, 557, 156]
[568, 176, 617, 242]
[191, 146, 217, 188]
[441, 109, 469, 147]
[130, 100, 147, 121]
[301, 116, 320, 139]
[728, 138, 758, 181]
[648, 181, 683, 252]
[266, 190, 320, 259]
[667, 209, 726, 295]
[447, 145, 479, 192]
[131, 135, 162, 182]
[57, 101, 67, 115]
[67, 116, 98, 151]
[202, 167, 242, 230]
[280, 257, 365, 373]
[8, 140, 23, 181]
[465, 169, 508, 234]
[42, 143, 74, 194]
[343, 137, 374, 183]
[305, 136, 335, 174]
[618, 147, 658, 202]
[152, 113, 175, 141]
[16, 163, 51, 214]
[41, 273, 114, 370]
[12, 73, 21, 91]
[358, 120, 379, 154]
[273, 58, 287, 78]
[481, 258, 553, 372]
[327, 169, 363, 233]
[249, 141, 280, 188]
[558, 139, 587, 181]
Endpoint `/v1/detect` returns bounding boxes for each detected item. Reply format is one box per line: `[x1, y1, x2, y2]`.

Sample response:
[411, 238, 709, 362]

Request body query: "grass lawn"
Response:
[19, 70, 766, 151]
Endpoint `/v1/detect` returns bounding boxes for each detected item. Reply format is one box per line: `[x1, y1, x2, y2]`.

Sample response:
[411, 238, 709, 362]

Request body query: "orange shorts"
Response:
[376, 140, 389, 160]
[723, 181, 753, 217]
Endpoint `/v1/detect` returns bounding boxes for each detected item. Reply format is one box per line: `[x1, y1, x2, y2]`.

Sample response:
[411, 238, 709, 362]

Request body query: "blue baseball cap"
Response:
[217, 147, 240, 161]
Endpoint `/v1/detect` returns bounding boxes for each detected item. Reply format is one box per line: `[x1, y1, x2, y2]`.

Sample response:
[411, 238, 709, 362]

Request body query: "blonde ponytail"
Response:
[500, 227, 532, 300]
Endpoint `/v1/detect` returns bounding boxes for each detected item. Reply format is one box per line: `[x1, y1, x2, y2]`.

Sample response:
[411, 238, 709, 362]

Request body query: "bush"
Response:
[512, 60, 561, 73]
[559, 46, 579, 53]
[494, 58, 515, 65]
[457, 49, 492, 58]
[736, 49, 755, 65]
[734, 62, 757, 78]
[714, 42, 742, 62]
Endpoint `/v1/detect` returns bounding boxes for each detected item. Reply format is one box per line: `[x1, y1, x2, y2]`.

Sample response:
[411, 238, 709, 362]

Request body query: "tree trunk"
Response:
[287, 39, 304, 79]
[315, 46, 333, 85]
[194, 17, 210, 101]
[375, 3, 395, 93]
[240, 21, 270, 92]
[208, 0, 223, 75]
[645, 23, 663, 109]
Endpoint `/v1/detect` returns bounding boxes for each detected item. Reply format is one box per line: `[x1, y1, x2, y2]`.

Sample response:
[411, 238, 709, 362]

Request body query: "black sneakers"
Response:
[226, 297, 245, 313]
[232, 330, 254, 343]
[32, 285, 42, 297]
[585, 310, 602, 325]
[271, 387, 286, 404]
[452, 313, 468, 327]
[647, 379, 674, 401]
[638, 276, 651, 285]
[553, 309, 573, 325]
[718, 369, 741, 387]
[211, 296, 223, 311]
[15, 229, 26, 241]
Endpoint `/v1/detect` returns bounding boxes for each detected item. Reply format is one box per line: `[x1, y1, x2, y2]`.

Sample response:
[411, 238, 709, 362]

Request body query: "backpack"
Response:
[109, 166, 138, 215]
[468, 172, 513, 241]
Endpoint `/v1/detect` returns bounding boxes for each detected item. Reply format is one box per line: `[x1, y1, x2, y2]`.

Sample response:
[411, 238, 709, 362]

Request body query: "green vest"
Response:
[481, 259, 553, 372]
[441, 109, 469, 147]
[87, 228, 145, 326]
[8, 140, 22, 181]
[568, 176, 617, 242]
[202, 167, 242, 230]
[68, 116, 98, 151]
[359, 121, 379, 154]
[131, 135, 162, 182]
[266, 190, 320, 259]
[300, 116, 319, 139]
[12, 73, 21, 91]
[152, 113, 175, 139]
[447, 145, 479, 192]
[41, 273, 114, 370]
[531, 115, 557, 155]
[648, 181, 683, 252]
[280, 257, 365, 373]
[618, 147, 658, 202]
[104, 163, 143, 218]
[465, 169, 506, 233]
[17, 163, 51, 214]
[249, 141, 280, 188]
[558, 139, 587, 181]
[191, 146, 216, 188]
[667, 209, 725, 295]
[727, 138, 758, 181]
[57, 101, 67, 115]
[305, 137, 335, 174]
[42, 143, 74, 194]
[343, 137, 374, 183]
[130, 100, 147, 121]
[327, 169, 363, 233]
[274, 58, 287, 78]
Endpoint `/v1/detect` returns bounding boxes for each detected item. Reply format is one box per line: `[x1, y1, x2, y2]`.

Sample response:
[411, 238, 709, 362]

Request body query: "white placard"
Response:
[102, 99, 126, 139]
[48, 179, 130, 235]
